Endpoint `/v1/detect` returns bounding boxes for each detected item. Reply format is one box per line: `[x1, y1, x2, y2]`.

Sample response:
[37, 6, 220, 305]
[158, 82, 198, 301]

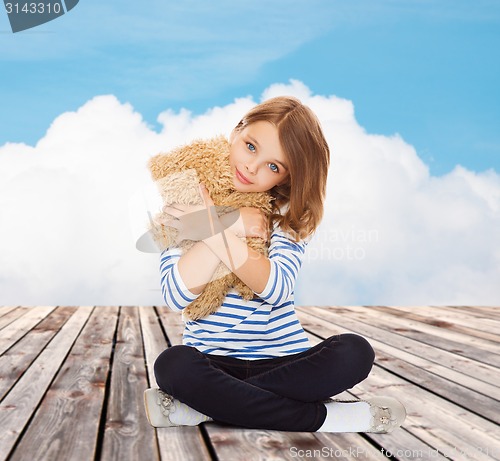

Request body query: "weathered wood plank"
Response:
[302, 332, 451, 461]
[0, 306, 18, 316]
[0, 306, 76, 401]
[157, 308, 382, 461]
[349, 305, 500, 351]
[440, 305, 500, 319]
[299, 308, 500, 408]
[314, 432, 406, 461]
[297, 309, 500, 422]
[374, 348, 500, 426]
[361, 366, 500, 461]
[299, 306, 500, 387]
[2, 305, 497, 461]
[156, 306, 184, 346]
[101, 306, 159, 461]
[0, 306, 92, 460]
[331, 305, 500, 367]
[368, 306, 500, 345]
[9, 306, 119, 461]
[300, 310, 500, 461]
[139, 306, 212, 461]
[0, 307, 26, 330]
[0, 306, 56, 355]
[139, 306, 166, 387]
[206, 425, 398, 461]
[434, 305, 500, 332]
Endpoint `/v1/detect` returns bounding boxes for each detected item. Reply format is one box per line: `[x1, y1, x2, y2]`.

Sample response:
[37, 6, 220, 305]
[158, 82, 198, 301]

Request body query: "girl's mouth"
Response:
[235, 168, 253, 185]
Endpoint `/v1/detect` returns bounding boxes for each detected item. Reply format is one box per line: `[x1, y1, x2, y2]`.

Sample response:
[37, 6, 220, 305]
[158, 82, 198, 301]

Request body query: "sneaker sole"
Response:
[143, 388, 176, 427]
[143, 389, 155, 426]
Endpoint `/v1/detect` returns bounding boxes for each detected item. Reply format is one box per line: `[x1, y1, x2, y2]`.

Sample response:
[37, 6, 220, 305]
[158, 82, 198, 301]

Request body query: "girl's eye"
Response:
[247, 143, 256, 153]
[268, 163, 279, 173]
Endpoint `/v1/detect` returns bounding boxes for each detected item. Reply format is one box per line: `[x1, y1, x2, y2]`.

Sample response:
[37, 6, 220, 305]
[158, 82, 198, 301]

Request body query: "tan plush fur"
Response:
[148, 136, 273, 320]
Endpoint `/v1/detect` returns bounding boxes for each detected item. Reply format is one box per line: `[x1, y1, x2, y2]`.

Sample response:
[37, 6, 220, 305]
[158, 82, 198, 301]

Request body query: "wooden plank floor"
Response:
[0, 306, 499, 461]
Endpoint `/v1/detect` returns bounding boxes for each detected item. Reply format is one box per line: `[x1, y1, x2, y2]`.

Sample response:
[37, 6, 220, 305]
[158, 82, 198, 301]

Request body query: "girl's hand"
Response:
[222, 207, 269, 241]
[159, 184, 224, 243]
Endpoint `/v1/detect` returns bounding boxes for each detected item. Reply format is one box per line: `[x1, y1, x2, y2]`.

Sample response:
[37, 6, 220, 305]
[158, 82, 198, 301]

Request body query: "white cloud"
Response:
[1, 81, 499, 306]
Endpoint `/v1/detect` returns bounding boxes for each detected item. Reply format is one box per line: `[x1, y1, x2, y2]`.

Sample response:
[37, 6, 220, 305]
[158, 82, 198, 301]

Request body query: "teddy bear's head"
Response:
[149, 135, 234, 205]
[147, 135, 274, 319]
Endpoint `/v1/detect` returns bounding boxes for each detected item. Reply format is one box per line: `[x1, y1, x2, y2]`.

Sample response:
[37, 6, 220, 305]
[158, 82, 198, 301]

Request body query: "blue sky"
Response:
[2, 0, 500, 306]
[1, 0, 499, 175]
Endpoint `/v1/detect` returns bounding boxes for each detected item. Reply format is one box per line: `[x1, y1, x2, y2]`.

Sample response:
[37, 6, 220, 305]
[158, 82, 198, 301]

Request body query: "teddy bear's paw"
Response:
[246, 237, 268, 253]
[208, 264, 231, 282]
[149, 216, 177, 250]
[236, 284, 254, 300]
[185, 285, 229, 320]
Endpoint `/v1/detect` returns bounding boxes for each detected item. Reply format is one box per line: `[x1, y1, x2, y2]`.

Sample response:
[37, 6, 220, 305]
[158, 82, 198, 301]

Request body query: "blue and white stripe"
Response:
[159, 229, 311, 359]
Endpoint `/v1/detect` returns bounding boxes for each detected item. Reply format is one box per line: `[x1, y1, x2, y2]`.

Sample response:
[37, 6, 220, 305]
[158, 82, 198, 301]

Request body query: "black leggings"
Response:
[154, 333, 375, 432]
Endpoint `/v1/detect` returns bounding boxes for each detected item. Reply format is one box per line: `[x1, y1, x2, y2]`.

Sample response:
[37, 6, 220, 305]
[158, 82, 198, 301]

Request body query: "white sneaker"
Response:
[365, 396, 406, 433]
[143, 388, 212, 427]
[331, 396, 406, 433]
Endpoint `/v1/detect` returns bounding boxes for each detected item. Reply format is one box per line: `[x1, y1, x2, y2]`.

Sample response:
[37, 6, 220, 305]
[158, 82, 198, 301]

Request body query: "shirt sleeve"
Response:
[160, 247, 201, 312]
[255, 229, 307, 306]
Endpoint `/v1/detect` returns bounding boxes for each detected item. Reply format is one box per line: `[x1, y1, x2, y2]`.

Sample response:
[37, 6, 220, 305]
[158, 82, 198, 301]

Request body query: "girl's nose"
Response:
[245, 161, 257, 175]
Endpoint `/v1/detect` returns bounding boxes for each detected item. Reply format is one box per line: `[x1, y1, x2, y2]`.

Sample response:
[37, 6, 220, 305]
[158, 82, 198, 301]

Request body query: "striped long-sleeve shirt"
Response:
[159, 229, 312, 359]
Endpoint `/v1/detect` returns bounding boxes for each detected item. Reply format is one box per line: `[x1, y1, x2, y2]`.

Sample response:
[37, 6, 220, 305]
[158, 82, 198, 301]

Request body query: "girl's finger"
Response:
[199, 183, 214, 207]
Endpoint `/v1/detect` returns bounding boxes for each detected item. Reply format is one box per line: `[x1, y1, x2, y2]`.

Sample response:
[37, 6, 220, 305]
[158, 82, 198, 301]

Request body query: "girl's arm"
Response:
[177, 240, 230, 295]
[176, 208, 270, 295]
[177, 217, 307, 304]
[160, 247, 202, 312]
[201, 228, 271, 293]
[161, 227, 306, 311]
[162, 185, 304, 301]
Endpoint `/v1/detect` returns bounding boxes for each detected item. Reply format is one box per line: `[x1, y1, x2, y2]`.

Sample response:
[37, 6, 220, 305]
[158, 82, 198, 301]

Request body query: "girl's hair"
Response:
[233, 96, 330, 241]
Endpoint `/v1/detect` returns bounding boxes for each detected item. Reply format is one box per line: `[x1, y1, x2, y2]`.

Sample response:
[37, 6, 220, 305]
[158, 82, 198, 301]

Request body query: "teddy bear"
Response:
[148, 135, 273, 320]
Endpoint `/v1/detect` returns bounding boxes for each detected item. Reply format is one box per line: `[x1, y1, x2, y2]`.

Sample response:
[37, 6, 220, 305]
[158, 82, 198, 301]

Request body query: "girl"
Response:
[144, 96, 406, 433]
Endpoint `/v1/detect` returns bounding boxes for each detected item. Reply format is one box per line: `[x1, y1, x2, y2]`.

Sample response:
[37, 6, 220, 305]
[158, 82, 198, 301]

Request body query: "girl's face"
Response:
[229, 121, 289, 193]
